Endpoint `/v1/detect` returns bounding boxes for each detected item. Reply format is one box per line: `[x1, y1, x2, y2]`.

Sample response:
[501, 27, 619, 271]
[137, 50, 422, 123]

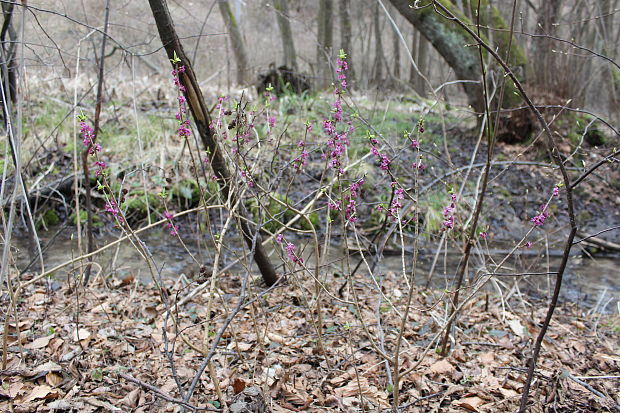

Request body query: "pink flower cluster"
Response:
[172, 65, 192, 139]
[343, 178, 364, 224]
[443, 193, 457, 230]
[163, 211, 179, 236]
[322, 50, 354, 174]
[336, 56, 348, 89]
[388, 182, 405, 221]
[275, 234, 303, 265]
[294, 140, 309, 171]
[531, 204, 549, 227]
[105, 200, 122, 222]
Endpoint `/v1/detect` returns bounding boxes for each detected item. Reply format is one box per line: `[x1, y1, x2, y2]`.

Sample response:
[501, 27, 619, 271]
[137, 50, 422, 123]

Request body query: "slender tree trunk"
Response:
[392, 14, 401, 80]
[372, 3, 384, 84]
[148, 0, 278, 287]
[415, 30, 429, 95]
[218, 0, 249, 84]
[0, 2, 17, 122]
[408, 29, 417, 86]
[316, 0, 334, 88]
[339, 0, 355, 83]
[273, 0, 297, 71]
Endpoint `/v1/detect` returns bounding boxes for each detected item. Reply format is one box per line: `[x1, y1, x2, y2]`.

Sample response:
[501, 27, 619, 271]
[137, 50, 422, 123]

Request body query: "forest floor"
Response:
[2, 85, 620, 411]
[1, 265, 619, 412]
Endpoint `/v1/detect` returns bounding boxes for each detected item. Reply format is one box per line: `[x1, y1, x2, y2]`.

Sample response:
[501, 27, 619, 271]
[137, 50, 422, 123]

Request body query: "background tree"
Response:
[339, 0, 355, 83]
[218, 0, 250, 84]
[316, 0, 333, 89]
[389, 0, 526, 112]
[273, 0, 298, 72]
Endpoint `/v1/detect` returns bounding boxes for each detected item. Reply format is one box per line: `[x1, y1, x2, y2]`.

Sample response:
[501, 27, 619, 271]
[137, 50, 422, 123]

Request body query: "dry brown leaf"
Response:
[478, 351, 495, 366]
[236, 342, 253, 351]
[121, 388, 141, 408]
[232, 378, 247, 394]
[453, 396, 485, 412]
[507, 319, 526, 338]
[429, 359, 454, 375]
[267, 332, 287, 345]
[46, 372, 64, 387]
[72, 328, 91, 342]
[25, 334, 55, 350]
[23, 385, 58, 403]
[282, 383, 311, 407]
[499, 387, 518, 398]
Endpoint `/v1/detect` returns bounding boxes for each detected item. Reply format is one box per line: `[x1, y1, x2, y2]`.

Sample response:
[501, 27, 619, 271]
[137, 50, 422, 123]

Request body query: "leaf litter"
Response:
[1, 267, 618, 412]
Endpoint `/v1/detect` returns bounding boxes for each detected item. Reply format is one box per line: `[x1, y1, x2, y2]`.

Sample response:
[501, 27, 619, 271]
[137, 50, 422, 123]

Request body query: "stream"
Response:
[13, 225, 620, 314]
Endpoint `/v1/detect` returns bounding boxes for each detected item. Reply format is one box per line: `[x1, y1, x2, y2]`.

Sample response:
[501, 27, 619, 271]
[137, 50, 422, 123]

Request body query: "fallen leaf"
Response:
[25, 334, 55, 350]
[72, 328, 91, 342]
[232, 378, 247, 394]
[46, 372, 64, 387]
[507, 319, 527, 338]
[453, 396, 485, 412]
[23, 385, 58, 403]
[478, 351, 495, 366]
[429, 359, 454, 375]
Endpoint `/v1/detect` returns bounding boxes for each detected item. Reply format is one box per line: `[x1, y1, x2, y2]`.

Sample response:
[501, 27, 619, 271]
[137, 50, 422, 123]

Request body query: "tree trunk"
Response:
[273, 0, 298, 71]
[392, 14, 401, 80]
[218, 0, 249, 85]
[316, 0, 334, 89]
[415, 30, 429, 95]
[339, 0, 355, 83]
[408, 29, 417, 86]
[372, 3, 384, 84]
[0, 2, 18, 117]
[148, 0, 279, 287]
[388, 0, 526, 112]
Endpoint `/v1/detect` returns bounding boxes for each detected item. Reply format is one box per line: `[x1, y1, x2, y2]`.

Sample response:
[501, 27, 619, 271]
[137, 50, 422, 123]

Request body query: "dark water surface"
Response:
[14, 226, 620, 313]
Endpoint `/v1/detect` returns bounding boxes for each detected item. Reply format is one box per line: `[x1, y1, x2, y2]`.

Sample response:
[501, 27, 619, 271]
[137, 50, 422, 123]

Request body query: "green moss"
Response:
[70, 210, 102, 227]
[37, 209, 60, 229]
[122, 190, 163, 216]
[171, 178, 201, 206]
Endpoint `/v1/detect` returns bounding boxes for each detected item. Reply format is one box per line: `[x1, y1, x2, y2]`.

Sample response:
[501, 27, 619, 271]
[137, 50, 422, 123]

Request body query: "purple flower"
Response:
[276, 234, 284, 243]
[479, 231, 488, 239]
[531, 205, 550, 227]
[178, 95, 186, 104]
[163, 211, 174, 220]
[443, 216, 455, 229]
[410, 139, 419, 149]
[553, 186, 560, 197]
[268, 116, 276, 128]
[285, 242, 303, 265]
[525, 241, 532, 249]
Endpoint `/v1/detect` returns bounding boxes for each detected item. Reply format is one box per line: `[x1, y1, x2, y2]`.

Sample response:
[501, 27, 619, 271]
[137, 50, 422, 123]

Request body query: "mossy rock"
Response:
[122, 191, 163, 216]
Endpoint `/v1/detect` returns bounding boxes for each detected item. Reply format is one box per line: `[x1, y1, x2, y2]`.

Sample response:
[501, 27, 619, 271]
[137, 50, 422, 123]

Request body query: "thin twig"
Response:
[118, 372, 219, 412]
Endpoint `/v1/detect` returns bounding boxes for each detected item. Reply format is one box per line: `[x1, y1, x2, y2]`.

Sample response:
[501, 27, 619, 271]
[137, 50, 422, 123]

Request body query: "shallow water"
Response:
[13, 225, 620, 313]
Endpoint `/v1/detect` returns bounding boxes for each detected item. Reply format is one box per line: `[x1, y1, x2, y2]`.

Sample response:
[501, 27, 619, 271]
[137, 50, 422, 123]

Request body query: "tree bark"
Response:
[316, 0, 334, 89]
[218, 0, 250, 84]
[0, 1, 17, 118]
[339, 0, 355, 83]
[148, 0, 279, 287]
[273, 0, 298, 71]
